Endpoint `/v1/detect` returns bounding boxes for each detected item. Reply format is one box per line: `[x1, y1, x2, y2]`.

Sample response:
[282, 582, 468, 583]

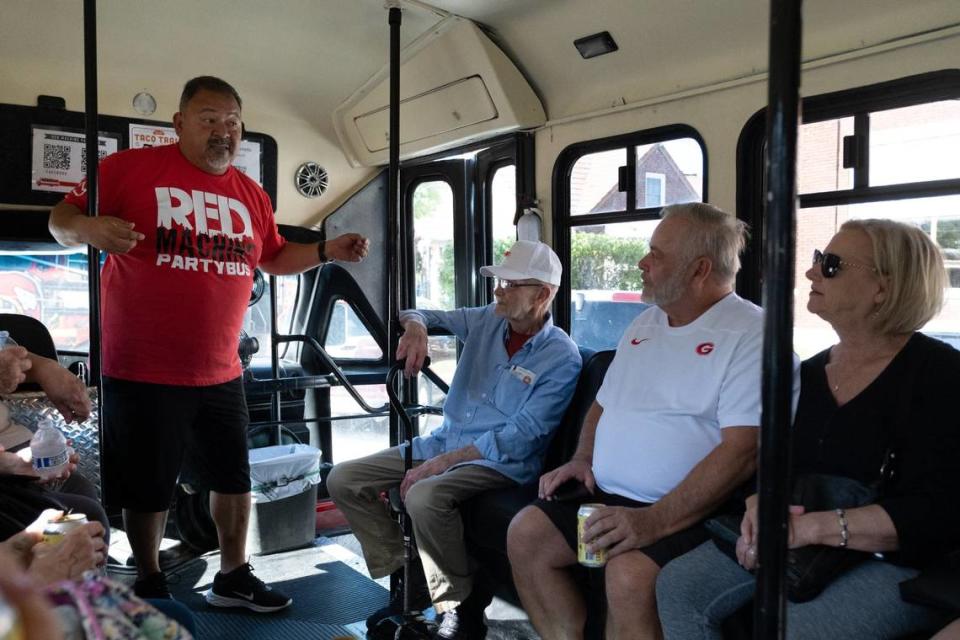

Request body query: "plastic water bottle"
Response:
[30, 418, 69, 480]
[0, 330, 16, 349]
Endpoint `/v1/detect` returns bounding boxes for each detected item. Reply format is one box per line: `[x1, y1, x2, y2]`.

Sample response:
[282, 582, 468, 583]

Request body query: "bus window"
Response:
[557, 129, 706, 350]
[634, 139, 704, 209]
[569, 221, 655, 350]
[791, 93, 960, 358]
[0, 249, 90, 354]
[795, 196, 960, 357]
[412, 179, 456, 433]
[324, 300, 384, 360]
[870, 101, 960, 186]
[490, 164, 516, 261]
[243, 274, 299, 361]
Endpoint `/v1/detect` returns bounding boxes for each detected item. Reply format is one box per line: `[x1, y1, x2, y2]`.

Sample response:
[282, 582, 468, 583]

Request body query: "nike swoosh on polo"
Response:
[630, 337, 650, 346]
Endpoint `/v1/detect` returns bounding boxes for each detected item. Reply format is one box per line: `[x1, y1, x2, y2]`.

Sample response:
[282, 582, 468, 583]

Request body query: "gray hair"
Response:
[179, 76, 243, 112]
[661, 203, 749, 285]
[840, 219, 946, 334]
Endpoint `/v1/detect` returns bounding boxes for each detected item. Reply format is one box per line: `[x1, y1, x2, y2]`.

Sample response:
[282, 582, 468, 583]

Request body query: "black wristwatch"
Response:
[317, 227, 328, 263]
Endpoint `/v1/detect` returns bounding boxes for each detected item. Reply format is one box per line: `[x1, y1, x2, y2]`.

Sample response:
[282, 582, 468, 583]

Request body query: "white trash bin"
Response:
[247, 444, 321, 555]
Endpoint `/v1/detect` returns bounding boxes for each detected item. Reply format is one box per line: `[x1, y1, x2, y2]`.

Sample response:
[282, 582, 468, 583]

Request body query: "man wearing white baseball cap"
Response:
[328, 240, 581, 640]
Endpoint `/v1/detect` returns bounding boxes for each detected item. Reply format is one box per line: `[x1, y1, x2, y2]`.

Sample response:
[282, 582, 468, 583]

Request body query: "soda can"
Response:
[577, 503, 606, 567]
[42, 513, 88, 546]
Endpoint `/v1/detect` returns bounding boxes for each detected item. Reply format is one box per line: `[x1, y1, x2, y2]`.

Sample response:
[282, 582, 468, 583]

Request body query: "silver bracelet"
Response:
[836, 508, 849, 548]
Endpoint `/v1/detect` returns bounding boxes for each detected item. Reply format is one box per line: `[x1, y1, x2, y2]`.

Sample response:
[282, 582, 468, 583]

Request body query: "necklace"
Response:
[828, 337, 909, 395]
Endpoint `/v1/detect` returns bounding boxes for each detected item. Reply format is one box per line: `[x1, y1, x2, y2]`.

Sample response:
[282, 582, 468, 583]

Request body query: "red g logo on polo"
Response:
[695, 342, 714, 355]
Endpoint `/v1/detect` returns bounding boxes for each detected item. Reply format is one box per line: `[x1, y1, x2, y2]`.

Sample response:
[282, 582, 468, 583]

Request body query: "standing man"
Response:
[49, 76, 368, 612]
[327, 241, 581, 640]
[508, 203, 796, 639]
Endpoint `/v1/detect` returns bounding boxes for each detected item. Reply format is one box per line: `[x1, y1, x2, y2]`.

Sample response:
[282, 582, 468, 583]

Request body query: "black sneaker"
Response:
[205, 563, 292, 613]
[365, 561, 432, 631]
[133, 571, 172, 600]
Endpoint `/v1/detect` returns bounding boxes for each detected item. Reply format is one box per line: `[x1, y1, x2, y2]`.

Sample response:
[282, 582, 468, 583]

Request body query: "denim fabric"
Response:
[656, 541, 949, 639]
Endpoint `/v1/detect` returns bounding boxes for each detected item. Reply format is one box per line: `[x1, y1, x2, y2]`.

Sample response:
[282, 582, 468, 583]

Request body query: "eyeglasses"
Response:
[496, 279, 543, 290]
[812, 249, 878, 279]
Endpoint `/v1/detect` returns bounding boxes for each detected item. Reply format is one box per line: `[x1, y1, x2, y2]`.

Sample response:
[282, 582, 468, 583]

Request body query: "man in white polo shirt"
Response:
[508, 203, 797, 640]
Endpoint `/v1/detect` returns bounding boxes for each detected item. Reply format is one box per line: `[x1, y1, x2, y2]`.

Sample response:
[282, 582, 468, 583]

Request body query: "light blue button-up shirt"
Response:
[400, 304, 582, 484]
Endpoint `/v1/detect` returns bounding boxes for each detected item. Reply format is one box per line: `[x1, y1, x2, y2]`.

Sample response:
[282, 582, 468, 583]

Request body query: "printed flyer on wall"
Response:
[31, 126, 120, 193]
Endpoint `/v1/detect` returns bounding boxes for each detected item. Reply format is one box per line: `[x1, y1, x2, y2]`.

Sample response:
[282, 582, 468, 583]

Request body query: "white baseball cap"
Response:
[479, 240, 562, 286]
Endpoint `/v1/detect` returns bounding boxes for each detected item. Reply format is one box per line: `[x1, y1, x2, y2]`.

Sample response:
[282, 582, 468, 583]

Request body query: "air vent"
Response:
[295, 162, 328, 198]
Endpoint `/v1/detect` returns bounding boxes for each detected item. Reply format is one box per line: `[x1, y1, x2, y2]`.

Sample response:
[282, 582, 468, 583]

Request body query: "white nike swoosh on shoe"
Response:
[235, 592, 256, 601]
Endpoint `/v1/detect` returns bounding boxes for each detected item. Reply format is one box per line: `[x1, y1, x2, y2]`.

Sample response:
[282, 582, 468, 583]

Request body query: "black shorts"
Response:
[102, 376, 250, 511]
[532, 487, 709, 568]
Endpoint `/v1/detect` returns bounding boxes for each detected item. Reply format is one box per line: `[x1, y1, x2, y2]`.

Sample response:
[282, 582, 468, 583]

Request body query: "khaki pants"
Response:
[326, 447, 515, 611]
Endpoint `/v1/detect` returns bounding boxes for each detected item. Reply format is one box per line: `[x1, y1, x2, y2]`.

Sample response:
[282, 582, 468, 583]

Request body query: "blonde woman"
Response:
[657, 219, 960, 638]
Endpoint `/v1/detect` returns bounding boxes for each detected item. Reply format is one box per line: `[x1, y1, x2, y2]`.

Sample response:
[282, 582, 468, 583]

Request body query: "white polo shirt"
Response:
[592, 293, 764, 503]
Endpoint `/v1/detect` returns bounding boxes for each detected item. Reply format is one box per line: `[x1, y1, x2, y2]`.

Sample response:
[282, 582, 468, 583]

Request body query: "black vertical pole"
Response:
[755, 1, 803, 638]
[388, 5, 401, 373]
[386, 1, 408, 615]
[82, 0, 106, 502]
[269, 274, 281, 440]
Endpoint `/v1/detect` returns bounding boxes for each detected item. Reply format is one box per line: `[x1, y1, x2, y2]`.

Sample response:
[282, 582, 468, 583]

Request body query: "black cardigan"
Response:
[793, 332, 960, 567]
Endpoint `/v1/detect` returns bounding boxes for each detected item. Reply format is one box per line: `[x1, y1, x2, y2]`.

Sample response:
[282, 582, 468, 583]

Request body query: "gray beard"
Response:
[643, 273, 686, 307]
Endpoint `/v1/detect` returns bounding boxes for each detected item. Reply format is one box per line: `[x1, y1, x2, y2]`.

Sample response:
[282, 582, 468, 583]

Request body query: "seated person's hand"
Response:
[582, 505, 663, 558]
[0, 547, 64, 640]
[28, 521, 106, 584]
[539, 458, 595, 500]
[13, 444, 77, 486]
[0, 446, 40, 478]
[31, 358, 90, 423]
[399, 456, 449, 500]
[0, 508, 63, 570]
[396, 321, 428, 378]
[0, 346, 31, 393]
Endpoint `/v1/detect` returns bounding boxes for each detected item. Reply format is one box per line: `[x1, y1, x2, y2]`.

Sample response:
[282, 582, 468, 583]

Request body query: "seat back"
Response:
[542, 348, 615, 472]
[0, 313, 57, 360]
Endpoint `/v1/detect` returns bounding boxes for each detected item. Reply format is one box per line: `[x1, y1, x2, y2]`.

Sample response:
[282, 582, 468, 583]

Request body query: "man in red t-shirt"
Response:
[49, 76, 368, 612]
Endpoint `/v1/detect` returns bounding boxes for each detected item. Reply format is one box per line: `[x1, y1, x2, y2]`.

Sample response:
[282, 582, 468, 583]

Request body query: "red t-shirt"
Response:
[64, 144, 286, 386]
[505, 327, 534, 358]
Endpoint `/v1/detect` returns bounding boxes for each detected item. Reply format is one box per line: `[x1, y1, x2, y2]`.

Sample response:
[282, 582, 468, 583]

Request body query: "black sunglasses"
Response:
[812, 249, 877, 279]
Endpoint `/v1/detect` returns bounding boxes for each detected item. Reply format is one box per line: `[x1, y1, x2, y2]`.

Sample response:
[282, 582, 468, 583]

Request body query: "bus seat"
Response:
[461, 347, 612, 629]
[0, 313, 59, 392]
[0, 313, 57, 360]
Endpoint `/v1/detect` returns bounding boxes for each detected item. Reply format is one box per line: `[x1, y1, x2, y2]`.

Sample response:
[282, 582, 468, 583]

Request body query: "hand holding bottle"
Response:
[0, 332, 30, 393]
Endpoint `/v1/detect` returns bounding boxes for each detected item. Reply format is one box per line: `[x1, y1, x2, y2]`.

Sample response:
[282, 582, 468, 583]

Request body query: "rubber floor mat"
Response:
[165, 543, 388, 639]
